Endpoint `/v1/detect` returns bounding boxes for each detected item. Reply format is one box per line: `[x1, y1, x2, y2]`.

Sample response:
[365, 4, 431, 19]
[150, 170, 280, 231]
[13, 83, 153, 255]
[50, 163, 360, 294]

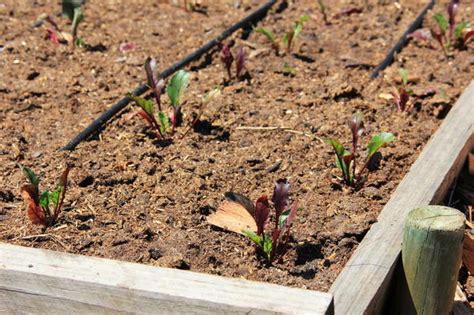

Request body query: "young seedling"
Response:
[130, 58, 167, 139]
[20, 166, 70, 228]
[219, 42, 234, 80]
[326, 114, 395, 187]
[166, 69, 190, 133]
[254, 27, 280, 54]
[242, 179, 299, 263]
[432, 0, 474, 50]
[62, 0, 84, 47]
[391, 68, 411, 112]
[282, 15, 309, 53]
[255, 15, 309, 54]
[218, 42, 248, 81]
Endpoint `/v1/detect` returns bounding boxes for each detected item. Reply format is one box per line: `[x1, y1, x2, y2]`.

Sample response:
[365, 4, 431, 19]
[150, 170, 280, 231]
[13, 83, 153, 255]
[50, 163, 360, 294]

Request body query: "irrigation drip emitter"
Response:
[370, 0, 435, 79]
[61, 0, 277, 151]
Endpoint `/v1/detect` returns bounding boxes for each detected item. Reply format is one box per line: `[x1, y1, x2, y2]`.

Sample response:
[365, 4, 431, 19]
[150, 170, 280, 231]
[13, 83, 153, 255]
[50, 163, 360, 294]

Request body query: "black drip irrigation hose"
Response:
[61, 0, 277, 151]
[370, 0, 435, 79]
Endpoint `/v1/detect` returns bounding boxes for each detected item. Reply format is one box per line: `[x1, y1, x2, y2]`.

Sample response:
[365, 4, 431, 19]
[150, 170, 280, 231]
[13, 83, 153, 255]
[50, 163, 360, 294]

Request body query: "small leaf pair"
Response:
[255, 15, 309, 54]
[20, 166, 70, 228]
[131, 58, 189, 138]
[326, 114, 395, 187]
[218, 42, 247, 81]
[390, 68, 411, 112]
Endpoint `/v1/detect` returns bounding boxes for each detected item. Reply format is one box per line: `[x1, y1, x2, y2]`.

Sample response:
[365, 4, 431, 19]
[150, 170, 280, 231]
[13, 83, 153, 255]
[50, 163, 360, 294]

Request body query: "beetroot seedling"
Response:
[254, 27, 280, 54]
[218, 41, 248, 81]
[326, 114, 394, 187]
[242, 179, 299, 263]
[282, 15, 309, 53]
[219, 41, 234, 80]
[255, 15, 309, 54]
[432, 0, 473, 50]
[129, 58, 168, 139]
[20, 166, 70, 228]
[390, 68, 411, 112]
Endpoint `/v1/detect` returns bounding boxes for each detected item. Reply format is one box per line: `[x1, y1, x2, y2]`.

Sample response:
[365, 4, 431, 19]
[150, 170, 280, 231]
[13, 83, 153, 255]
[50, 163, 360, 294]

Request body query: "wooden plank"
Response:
[0, 243, 334, 314]
[330, 81, 474, 314]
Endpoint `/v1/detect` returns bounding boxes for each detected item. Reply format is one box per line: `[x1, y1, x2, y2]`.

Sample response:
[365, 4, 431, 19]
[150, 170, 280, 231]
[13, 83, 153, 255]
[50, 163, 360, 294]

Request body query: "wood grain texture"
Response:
[330, 81, 474, 314]
[400, 206, 465, 314]
[0, 243, 334, 314]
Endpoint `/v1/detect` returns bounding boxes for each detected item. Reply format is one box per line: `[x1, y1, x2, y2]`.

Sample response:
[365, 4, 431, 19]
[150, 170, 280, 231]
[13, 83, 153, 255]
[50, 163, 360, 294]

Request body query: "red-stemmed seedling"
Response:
[242, 179, 299, 263]
[326, 114, 395, 188]
[20, 166, 70, 228]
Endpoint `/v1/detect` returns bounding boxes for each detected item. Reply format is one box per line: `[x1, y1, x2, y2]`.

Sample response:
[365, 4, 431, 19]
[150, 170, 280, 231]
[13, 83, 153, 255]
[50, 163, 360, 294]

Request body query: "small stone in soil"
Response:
[174, 259, 191, 270]
[77, 223, 91, 231]
[361, 187, 382, 200]
[148, 248, 162, 260]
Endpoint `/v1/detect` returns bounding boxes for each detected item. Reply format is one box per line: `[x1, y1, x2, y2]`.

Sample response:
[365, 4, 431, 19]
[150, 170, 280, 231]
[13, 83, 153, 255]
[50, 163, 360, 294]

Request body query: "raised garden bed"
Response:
[1, 0, 473, 313]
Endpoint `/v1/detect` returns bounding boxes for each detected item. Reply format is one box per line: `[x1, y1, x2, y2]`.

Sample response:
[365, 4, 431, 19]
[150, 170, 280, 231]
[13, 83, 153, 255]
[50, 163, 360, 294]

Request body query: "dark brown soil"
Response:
[0, 0, 473, 292]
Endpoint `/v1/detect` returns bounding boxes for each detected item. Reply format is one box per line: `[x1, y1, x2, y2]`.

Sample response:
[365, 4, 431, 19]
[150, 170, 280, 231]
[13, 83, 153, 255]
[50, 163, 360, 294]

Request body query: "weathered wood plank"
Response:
[330, 81, 474, 314]
[0, 243, 334, 314]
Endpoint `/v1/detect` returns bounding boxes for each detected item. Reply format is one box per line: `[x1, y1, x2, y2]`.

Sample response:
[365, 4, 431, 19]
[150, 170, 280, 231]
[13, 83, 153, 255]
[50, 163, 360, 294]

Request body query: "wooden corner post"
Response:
[393, 206, 465, 314]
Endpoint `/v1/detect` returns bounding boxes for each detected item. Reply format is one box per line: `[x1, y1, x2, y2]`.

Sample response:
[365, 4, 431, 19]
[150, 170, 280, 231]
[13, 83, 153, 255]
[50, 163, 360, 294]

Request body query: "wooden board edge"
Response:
[329, 81, 474, 314]
[0, 243, 334, 314]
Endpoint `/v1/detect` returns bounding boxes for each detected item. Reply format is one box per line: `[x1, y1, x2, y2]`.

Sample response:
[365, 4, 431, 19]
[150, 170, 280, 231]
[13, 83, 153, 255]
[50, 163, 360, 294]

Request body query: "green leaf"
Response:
[263, 237, 273, 259]
[367, 132, 395, 159]
[243, 230, 262, 246]
[167, 70, 189, 107]
[399, 68, 408, 86]
[255, 27, 275, 43]
[293, 15, 309, 38]
[21, 166, 39, 188]
[50, 188, 62, 208]
[62, 0, 83, 21]
[157, 111, 170, 133]
[131, 96, 155, 116]
[326, 138, 352, 184]
[325, 138, 350, 171]
[39, 191, 50, 210]
[455, 21, 470, 39]
[433, 13, 448, 33]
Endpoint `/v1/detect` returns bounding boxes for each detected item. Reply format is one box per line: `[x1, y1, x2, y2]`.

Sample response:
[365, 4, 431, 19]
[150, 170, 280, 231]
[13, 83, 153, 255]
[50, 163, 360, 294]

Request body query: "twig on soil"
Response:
[13, 233, 69, 249]
[60, 0, 277, 151]
[12, 234, 51, 241]
[235, 126, 324, 143]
